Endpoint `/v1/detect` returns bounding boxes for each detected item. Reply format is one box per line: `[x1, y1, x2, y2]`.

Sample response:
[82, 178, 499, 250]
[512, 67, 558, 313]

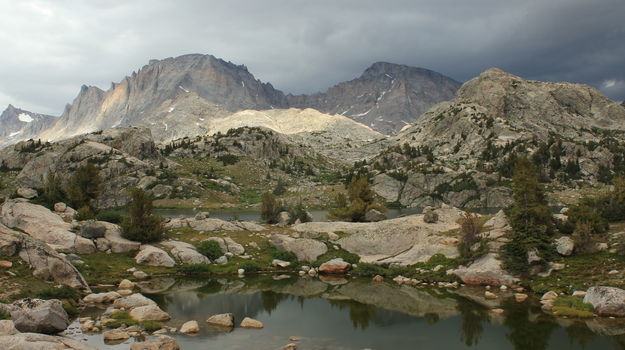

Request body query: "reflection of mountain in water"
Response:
[131, 277, 625, 350]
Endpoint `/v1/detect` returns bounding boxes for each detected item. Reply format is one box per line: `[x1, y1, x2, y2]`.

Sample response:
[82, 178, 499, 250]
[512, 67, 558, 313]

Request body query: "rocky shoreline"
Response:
[2, 192, 625, 349]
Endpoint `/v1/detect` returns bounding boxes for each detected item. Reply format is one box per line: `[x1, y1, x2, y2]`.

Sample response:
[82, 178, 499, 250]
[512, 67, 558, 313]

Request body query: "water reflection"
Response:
[131, 277, 624, 350]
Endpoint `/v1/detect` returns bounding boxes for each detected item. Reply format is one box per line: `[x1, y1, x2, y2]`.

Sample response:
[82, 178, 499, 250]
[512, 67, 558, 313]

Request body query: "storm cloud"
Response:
[0, 0, 623, 115]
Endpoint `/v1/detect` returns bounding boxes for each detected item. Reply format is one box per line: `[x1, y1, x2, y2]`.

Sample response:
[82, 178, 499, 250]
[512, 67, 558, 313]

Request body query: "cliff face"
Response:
[0, 55, 461, 148]
[287, 62, 461, 134]
[38, 54, 288, 143]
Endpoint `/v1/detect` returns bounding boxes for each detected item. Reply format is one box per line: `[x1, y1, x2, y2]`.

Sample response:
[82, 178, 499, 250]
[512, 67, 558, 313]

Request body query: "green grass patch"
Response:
[313, 246, 360, 266]
[76, 252, 174, 284]
[35, 285, 79, 300]
[195, 240, 223, 260]
[177, 264, 212, 275]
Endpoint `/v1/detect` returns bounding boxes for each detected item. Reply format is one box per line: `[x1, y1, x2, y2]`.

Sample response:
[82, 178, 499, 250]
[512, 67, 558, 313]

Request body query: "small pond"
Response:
[73, 276, 625, 350]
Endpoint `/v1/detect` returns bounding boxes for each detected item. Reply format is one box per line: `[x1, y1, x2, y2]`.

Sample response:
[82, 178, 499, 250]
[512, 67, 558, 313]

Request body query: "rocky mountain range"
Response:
[0, 105, 55, 148]
[0, 54, 459, 148]
[286, 62, 461, 134]
[367, 68, 625, 208]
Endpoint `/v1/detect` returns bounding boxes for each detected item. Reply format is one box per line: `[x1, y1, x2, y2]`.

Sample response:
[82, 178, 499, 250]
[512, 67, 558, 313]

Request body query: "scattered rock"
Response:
[319, 258, 351, 274]
[484, 291, 497, 299]
[555, 236, 574, 256]
[133, 271, 149, 280]
[272, 259, 291, 268]
[449, 253, 519, 286]
[10, 298, 70, 334]
[240, 317, 264, 329]
[514, 293, 529, 302]
[327, 232, 339, 241]
[16, 187, 37, 199]
[206, 313, 234, 328]
[103, 329, 130, 341]
[423, 207, 439, 223]
[194, 212, 209, 220]
[0, 260, 12, 268]
[572, 291, 587, 297]
[584, 286, 625, 317]
[215, 255, 228, 264]
[161, 240, 210, 264]
[372, 275, 384, 282]
[53, 203, 67, 213]
[83, 292, 122, 304]
[131, 335, 180, 350]
[541, 291, 558, 301]
[113, 293, 156, 309]
[596, 243, 609, 251]
[282, 344, 297, 350]
[179, 320, 199, 334]
[129, 304, 171, 322]
[135, 245, 176, 267]
[80, 221, 107, 239]
[119, 279, 136, 290]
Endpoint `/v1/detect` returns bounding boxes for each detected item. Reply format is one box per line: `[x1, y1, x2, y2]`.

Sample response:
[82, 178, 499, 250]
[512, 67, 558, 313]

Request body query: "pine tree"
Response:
[502, 157, 555, 275]
[121, 188, 164, 243]
[67, 163, 102, 217]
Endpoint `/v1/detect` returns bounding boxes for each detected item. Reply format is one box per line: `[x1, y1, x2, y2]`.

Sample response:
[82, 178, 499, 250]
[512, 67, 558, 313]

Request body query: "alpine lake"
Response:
[71, 276, 625, 350]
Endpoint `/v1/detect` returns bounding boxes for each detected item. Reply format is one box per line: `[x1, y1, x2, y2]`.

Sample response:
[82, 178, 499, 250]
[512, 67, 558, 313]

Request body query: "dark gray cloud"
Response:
[0, 0, 623, 115]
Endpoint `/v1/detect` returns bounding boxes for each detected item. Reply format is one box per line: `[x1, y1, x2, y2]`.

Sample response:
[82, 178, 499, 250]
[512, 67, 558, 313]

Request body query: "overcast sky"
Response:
[1, 0, 624, 115]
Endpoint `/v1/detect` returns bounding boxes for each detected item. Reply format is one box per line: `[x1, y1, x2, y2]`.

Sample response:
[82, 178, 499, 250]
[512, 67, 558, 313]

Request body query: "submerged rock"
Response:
[240, 317, 263, 329]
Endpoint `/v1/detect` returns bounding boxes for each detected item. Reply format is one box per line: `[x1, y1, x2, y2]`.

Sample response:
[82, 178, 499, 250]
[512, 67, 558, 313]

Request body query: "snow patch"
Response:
[17, 113, 33, 123]
[178, 85, 190, 93]
[168, 107, 175, 113]
[351, 108, 372, 117]
[9, 131, 22, 137]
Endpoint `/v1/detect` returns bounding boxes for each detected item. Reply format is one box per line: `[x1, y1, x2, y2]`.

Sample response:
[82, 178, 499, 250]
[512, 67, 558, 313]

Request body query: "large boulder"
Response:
[423, 207, 439, 223]
[16, 187, 38, 199]
[129, 304, 170, 322]
[0, 224, 90, 290]
[161, 240, 209, 264]
[319, 258, 351, 274]
[102, 223, 140, 253]
[113, 293, 156, 309]
[0, 199, 95, 253]
[584, 286, 625, 317]
[555, 236, 574, 256]
[206, 313, 234, 328]
[0, 332, 97, 349]
[269, 234, 328, 262]
[79, 221, 107, 239]
[449, 253, 520, 286]
[10, 298, 70, 334]
[135, 245, 176, 267]
[294, 206, 463, 265]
